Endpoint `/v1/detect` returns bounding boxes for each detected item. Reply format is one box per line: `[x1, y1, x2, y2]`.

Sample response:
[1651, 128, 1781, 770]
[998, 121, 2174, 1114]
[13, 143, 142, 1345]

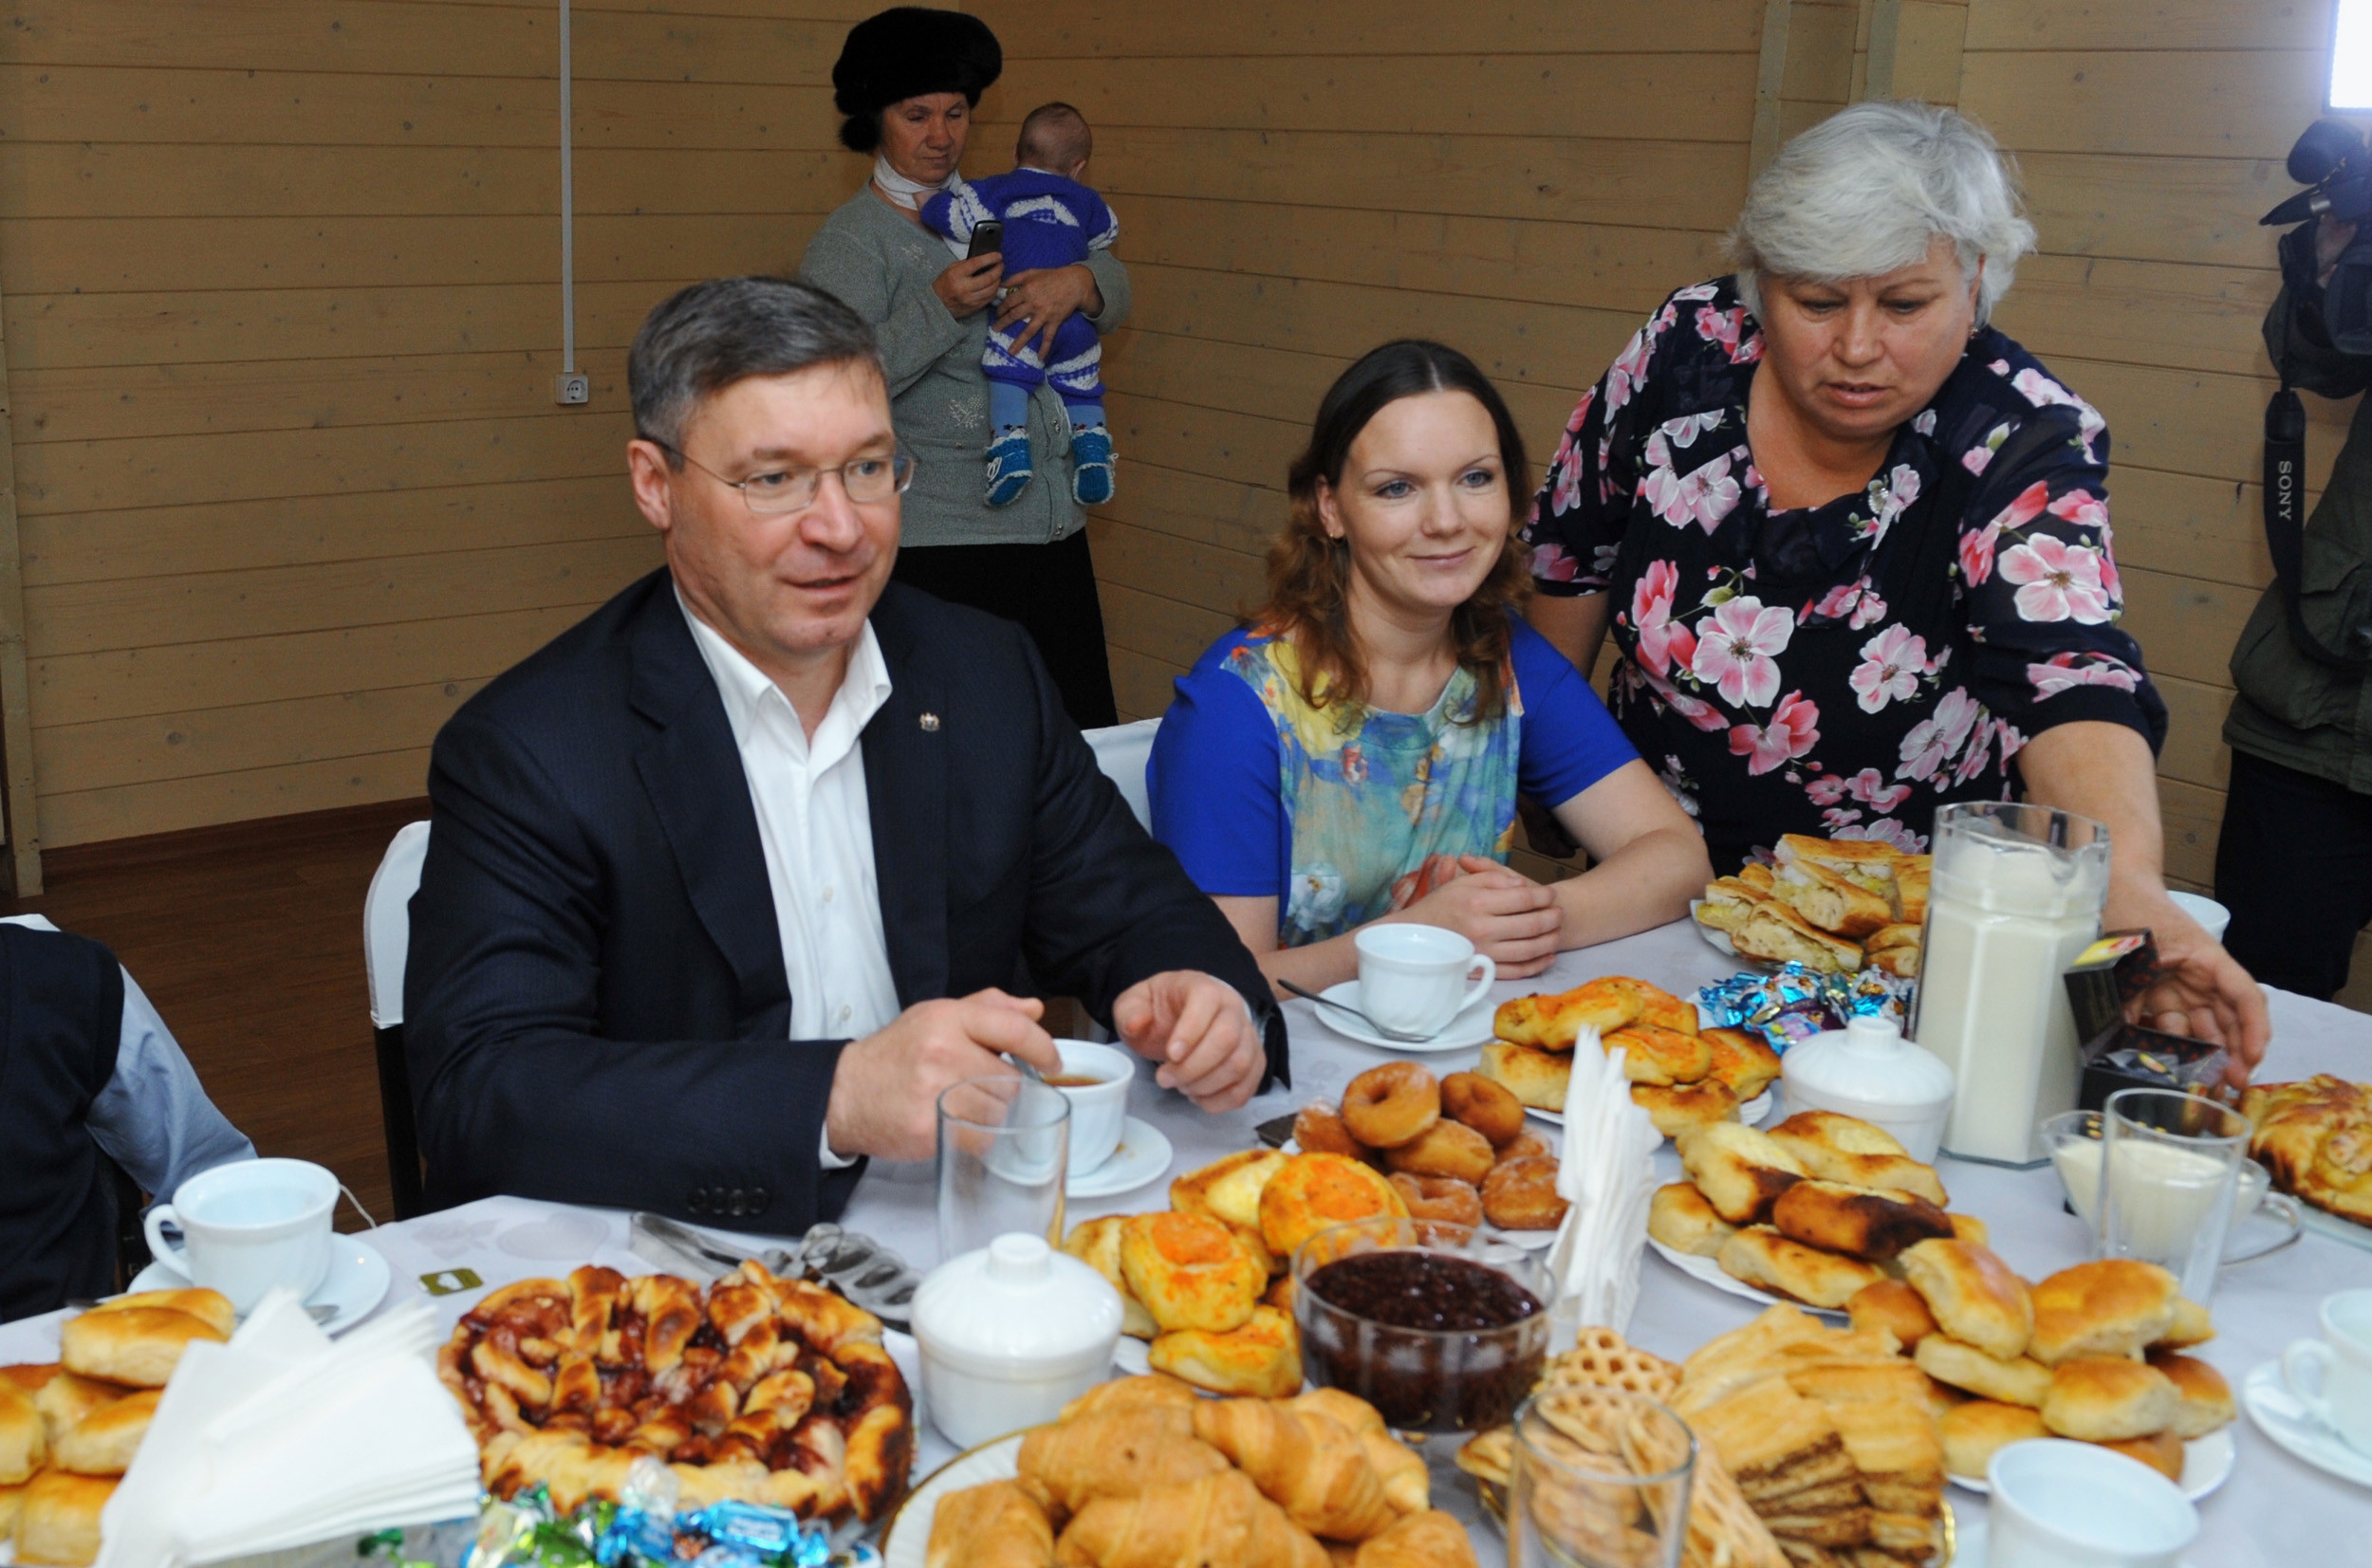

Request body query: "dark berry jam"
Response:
[1297, 1249, 1547, 1432]
[1306, 1250, 1543, 1331]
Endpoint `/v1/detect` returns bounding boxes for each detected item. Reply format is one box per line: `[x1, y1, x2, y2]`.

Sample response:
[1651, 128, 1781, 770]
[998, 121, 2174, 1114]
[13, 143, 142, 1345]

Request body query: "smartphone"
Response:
[967, 220, 1006, 261]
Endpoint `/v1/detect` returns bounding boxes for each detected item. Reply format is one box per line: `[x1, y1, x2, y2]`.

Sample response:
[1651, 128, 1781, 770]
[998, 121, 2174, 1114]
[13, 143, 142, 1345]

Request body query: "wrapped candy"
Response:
[1696, 963, 1909, 1056]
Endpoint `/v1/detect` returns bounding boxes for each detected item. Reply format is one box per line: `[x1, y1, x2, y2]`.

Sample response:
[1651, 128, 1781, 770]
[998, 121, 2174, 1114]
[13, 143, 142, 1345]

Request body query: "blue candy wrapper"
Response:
[1696, 963, 1907, 1055]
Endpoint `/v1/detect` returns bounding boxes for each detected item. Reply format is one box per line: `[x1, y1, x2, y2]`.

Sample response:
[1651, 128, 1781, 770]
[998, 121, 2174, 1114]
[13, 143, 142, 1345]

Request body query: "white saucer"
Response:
[133, 1234, 393, 1336]
[1067, 1116, 1174, 1197]
[1949, 1425, 2234, 1502]
[2244, 1359, 2372, 1487]
[1307, 981, 1496, 1053]
[1647, 1236, 1846, 1322]
[1688, 900, 1741, 958]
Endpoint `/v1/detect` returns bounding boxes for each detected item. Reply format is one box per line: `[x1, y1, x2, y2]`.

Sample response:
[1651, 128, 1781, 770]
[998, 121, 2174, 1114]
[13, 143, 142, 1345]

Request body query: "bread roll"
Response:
[1120, 1212, 1265, 1335]
[2041, 1356, 2180, 1442]
[1063, 1217, 1158, 1339]
[0, 1481, 23, 1540]
[2147, 1352, 2234, 1439]
[2092, 1430, 2186, 1483]
[1648, 1182, 1736, 1258]
[1630, 1080, 1740, 1137]
[1913, 1336, 2052, 1408]
[0, 1382, 43, 1485]
[2029, 1260, 2179, 1366]
[1937, 1400, 2048, 1480]
[1700, 1027, 1782, 1102]
[1477, 1042, 1567, 1113]
[1256, 1154, 1409, 1263]
[60, 1306, 224, 1389]
[2156, 1296, 2214, 1350]
[1948, 1213, 1990, 1247]
[1147, 1305, 1303, 1400]
[53, 1388, 159, 1477]
[1770, 1179, 1954, 1263]
[1897, 1240, 2032, 1360]
[1492, 979, 1641, 1050]
[15, 1469, 114, 1566]
[1602, 1023, 1712, 1087]
[28, 1374, 125, 1449]
[1765, 1113, 1949, 1208]
[1845, 1280, 1937, 1349]
[1677, 1122, 1807, 1226]
[1171, 1150, 1288, 1237]
[91, 1289, 233, 1340]
[1716, 1226, 1884, 1310]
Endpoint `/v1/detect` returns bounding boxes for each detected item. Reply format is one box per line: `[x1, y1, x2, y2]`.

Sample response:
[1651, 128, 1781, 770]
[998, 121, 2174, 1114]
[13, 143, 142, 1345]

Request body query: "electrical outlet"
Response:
[553, 372, 591, 406]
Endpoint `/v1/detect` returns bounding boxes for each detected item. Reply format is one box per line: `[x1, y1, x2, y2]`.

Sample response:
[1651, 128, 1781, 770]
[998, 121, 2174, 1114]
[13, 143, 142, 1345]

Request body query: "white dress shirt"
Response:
[679, 596, 903, 1169]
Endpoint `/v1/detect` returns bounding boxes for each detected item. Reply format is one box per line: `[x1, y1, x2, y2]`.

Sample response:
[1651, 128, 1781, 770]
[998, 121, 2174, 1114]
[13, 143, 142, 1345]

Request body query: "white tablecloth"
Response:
[8, 917, 2369, 1560]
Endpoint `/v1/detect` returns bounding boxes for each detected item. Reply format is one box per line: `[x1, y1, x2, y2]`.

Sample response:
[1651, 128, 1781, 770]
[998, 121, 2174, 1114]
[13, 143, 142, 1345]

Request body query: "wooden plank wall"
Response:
[0, 0, 872, 849]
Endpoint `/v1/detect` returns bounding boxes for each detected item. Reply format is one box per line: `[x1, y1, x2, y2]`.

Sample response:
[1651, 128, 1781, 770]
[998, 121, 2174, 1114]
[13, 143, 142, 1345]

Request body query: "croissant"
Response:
[1059, 1374, 1199, 1428]
[1191, 1398, 1397, 1542]
[1352, 1511, 1479, 1568]
[929, 1480, 1056, 1568]
[1053, 1468, 1327, 1568]
[1286, 1390, 1429, 1515]
[1016, 1409, 1230, 1519]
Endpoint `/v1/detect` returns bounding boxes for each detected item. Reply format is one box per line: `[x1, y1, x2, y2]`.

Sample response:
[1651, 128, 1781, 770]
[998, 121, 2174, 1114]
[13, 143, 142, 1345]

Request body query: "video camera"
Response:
[2264, 118, 2372, 353]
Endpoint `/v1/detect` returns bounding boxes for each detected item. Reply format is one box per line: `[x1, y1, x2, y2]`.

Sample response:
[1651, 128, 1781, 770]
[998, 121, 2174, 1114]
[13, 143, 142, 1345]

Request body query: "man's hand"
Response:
[2106, 882, 2271, 1089]
[825, 989, 1059, 1161]
[934, 254, 1005, 319]
[994, 264, 1103, 360]
[1400, 856, 1564, 978]
[1113, 970, 1265, 1112]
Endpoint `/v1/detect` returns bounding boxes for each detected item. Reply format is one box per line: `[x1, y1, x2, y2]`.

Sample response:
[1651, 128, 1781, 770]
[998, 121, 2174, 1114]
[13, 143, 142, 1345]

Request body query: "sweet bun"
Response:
[1480, 1157, 1567, 1231]
[1383, 1120, 1496, 1184]
[0, 1380, 43, 1485]
[1388, 1173, 1483, 1227]
[1766, 1113, 1948, 1208]
[1439, 1073, 1526, 1147]
[1771, 1179, 1954, 1263]
[1676, 1122, 1807, 1225]
[53, 1388, 159, 1477]
[1716, 1226, 1885, 1310]
[2093, 1430, 2186, 1483]
[1063, 1217, 1158, 1339]
[1700, 1028, 1781, 1102]
[1120, 1212, 1265, 1335]
[1602, 1024, 1712, 1087]
[2147, 1352, 2234, 1438]
[1913, 1336, 2052, 1408]
[1630, 1080, 1739, 1137]
[1341, 1063, 1439, 1150]
[1846, 1280, 1938, 1349]
[28, 1374, 125, 1448]
[1648, 1182, 1736, 1259]
[1146, 1305, 1302, 1399]
[1937, 1400, 2048, 1479]
[2156, 1295, 2214, 1350]
[1294, 1104, 1367, 1160]
[1257, 1153, 1409, 1262]
[1948, 1213, 1990, 1247]
[59, 1304, 227, 1389]
[97, 1288, 234, 1340]
[0, 1483, 22, 1540]
[1618, 982, 1698, 1037]
[1477, 1042, 1568, 1112]
[15, 1468, 114, 1567]
[1768, 1110, 1906, 1159]
[1898, 1240, 2032, 1360]
[0, 1365, 58, 1396]
[1172, 1150, 1289, 1237]
[2029, 1260, 2179, 1366]
[1493, 979, 1641, 1050]
[2041, 1357, 2180, 1442]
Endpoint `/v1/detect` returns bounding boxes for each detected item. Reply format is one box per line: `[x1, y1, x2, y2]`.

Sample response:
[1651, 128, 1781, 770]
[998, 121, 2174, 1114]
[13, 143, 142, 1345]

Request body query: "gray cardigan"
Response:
[799, 187, 1131, 549]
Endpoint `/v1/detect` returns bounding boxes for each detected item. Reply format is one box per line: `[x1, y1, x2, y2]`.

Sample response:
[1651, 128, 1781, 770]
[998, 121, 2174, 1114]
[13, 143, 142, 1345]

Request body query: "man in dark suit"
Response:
[405, 277, 1281, 1228]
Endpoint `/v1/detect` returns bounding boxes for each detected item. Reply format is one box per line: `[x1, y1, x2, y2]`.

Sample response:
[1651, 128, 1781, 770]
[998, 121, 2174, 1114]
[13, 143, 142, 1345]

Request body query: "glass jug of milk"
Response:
[1911, 802, 2110, 1166]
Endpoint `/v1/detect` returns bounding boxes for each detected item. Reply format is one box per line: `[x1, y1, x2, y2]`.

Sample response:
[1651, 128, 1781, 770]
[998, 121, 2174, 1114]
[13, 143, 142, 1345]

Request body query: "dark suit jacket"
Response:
[405, 569, 1283, 1228]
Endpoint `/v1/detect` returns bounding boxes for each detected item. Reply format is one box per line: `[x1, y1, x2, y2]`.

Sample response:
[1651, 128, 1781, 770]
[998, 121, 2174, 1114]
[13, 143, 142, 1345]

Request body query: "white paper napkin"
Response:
[1546, 1026, 1663, 1336]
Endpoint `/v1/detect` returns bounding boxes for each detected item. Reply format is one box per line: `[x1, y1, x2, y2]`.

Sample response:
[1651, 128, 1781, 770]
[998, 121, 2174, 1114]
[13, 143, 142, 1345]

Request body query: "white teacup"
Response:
[1047, 1040, 1134, 1173]
[1986, 1438, 2198, 1567]
[142, 1157, 338, 1315]
[2284, 1287, 2372, 1456]
[1354, 924, 1495, 1039]
[2165, 890, 2231, 944]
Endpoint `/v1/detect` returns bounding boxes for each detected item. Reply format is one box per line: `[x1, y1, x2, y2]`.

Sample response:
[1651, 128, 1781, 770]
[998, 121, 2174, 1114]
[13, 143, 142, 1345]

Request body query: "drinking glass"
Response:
[2096, 1086, 2249, 1301]
[1510, 1387, 1696, 1568]
[936, 1076, 1069, 1264]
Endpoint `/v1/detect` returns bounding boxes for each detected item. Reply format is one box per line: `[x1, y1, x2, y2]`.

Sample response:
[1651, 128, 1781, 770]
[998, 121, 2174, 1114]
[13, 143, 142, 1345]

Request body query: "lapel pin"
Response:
[918, 711, 941, 731]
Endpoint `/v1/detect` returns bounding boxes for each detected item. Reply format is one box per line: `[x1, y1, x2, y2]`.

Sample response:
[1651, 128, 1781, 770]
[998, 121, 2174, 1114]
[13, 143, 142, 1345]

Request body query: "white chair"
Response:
[1082, 716, 1160, 830]
[363, 821, 431, 1218]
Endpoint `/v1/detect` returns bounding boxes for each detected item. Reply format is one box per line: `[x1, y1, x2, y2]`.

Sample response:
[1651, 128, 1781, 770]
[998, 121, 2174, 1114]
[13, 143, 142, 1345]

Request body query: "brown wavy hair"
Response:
[1251, 339, 1533, 721]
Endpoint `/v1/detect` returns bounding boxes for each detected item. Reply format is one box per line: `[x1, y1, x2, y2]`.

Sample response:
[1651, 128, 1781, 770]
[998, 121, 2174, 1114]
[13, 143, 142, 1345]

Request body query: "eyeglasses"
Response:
[651, 440, 916, 515]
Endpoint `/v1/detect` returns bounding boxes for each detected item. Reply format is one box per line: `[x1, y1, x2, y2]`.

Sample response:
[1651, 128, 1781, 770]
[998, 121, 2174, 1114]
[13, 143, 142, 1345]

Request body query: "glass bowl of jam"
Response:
[1290, 1216, 1549, 1433]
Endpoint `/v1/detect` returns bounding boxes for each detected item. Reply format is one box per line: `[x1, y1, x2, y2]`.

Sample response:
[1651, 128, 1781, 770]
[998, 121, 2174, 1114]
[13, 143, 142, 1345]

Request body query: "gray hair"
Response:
[1729, 101, 2035, 325]
[628, 277, 882, 464]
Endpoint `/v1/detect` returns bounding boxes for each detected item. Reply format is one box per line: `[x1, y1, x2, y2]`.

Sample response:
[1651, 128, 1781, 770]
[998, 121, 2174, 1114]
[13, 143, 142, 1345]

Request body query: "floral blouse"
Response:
[1523, 277, 2167, 870]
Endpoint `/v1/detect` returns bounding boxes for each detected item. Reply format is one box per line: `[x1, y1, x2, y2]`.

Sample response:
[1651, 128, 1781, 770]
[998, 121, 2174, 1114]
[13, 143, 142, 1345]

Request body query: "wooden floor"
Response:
[5, 799, 431, 1230]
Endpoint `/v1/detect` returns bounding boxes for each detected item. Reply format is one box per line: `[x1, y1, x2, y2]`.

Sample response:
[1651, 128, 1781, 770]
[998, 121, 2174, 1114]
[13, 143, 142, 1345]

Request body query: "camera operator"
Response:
[2218, 182, 2372, 1000]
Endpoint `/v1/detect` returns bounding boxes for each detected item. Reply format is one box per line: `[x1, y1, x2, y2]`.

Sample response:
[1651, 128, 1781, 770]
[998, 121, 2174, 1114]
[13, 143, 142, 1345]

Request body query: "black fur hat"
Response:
[831, 8, 1003, 154]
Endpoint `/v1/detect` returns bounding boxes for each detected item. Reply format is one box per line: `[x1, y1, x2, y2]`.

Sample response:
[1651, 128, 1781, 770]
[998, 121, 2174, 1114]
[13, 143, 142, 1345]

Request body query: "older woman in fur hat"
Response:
[799, 7, 1125, 729]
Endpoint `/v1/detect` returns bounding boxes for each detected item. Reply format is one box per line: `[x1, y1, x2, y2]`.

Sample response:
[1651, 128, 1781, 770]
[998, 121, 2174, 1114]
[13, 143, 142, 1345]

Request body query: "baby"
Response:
[922, 102, 1118, 508]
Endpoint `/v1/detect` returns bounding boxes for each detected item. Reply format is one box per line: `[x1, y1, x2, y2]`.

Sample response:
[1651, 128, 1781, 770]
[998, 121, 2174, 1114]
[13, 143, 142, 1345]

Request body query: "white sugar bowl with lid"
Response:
[912, 1232, 1123, 1448]
[1779, 1014, 1956, 1164]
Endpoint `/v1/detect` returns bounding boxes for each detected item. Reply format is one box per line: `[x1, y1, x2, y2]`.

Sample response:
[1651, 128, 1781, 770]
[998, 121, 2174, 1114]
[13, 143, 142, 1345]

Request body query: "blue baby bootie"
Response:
[1071, 425, 1116, 507]
[985, 428, 1033, 507]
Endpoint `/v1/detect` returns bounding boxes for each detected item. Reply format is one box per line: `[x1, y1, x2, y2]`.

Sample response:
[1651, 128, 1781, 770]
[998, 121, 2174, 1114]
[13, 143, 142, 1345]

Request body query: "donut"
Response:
[1494, 1131, 1551, 1167]
[1293, 1103, 1367, 1159]
[1341, 1062, 1440, 1149]
[1482, 1157, 1568, 1230]
[1387, 1173, 1484, 1227]
[1383, 1119, 1496, 1184]
[1440, 1072, 1526, 1147]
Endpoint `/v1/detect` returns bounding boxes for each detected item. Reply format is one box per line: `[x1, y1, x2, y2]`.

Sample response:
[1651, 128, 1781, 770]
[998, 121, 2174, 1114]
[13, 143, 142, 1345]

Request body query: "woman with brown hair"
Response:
[1148, 341, 1710, 994]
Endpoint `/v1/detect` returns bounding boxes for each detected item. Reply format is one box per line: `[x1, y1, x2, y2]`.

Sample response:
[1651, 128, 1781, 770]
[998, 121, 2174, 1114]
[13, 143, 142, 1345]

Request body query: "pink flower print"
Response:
[1991, 479, 2054, 533]
[1691, 596, 1792, 707]
[1809, 581, 1862, 622]
[1959, 520, 2001, 586]
[1843, 768, 1912, 814]
[1898, 687, 1981, 783]
[1995, 720, 2029, 762]
[2027, 652, 2140, 699]
[2011, 367, 2108, 459]
[2000, 536, 2113, 624]
[1962, 445, 1994, 476]
[1673, 283, 1721, 304]
[1849, 625, 1931, 713]
[1530, 541, 1580, 583]
[1730, 330, 1763, 366]
[1729, 692, 1820, 776]
[1640, 664, 1730, 731]
[1837, 818, 1927, 854]
[1696, 304, 1747, 352]
[1591, 543, 1621, 578]
[1952, 719, 1993, 786]
[1603, 325, 1656, 416]
[1641, 449, 1744, 533]
[1563, 387, 1596, 435]
[1548, 453, 1583, 516]
[1913, 410, 1938, 436]
[1822, 806, 1864, 831]
[2047, 488, 2107, 534]
[1850, 588, 1888, 630]
[1807, 773, 1852, 806]
[1631, 559, 1686, 677]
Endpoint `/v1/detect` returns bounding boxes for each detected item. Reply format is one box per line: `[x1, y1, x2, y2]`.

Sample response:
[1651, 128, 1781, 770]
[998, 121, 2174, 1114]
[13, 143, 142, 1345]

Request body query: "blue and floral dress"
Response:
[1522, 276, 2167, 871]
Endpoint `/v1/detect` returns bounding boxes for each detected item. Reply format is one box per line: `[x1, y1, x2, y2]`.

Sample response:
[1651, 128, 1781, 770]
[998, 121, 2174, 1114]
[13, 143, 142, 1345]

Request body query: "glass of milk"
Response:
[2096, 1087, 2251, 1301]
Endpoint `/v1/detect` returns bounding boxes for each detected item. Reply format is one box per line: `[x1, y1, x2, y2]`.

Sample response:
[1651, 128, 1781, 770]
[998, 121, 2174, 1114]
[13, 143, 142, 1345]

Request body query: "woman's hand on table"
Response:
[934, 253, 1005, 318]
[2106, 880, 2271, 1088]
[1398, 856, 1566, 978]
[995, 264, 1103, 360]
[825, 988, 1059, 1160]
[1113, 970, 1267, 1112]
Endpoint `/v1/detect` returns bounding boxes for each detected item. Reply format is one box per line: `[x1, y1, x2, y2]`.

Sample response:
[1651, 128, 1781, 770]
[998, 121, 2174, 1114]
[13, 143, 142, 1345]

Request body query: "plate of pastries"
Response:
[435, 1260, 912, 1522]
[1478, 975, 1782, 1139]
[1, 1288, 234, 1566]
[2242, 1076, 2372, 1236]
[886, 1373, 1465, 1568]
[1286, 1062, 1568, 1242]
[1695, 836, 1929, 978]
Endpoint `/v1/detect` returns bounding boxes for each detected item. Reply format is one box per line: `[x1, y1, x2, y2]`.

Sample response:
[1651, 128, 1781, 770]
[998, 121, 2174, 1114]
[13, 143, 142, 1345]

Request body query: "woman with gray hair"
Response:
[1523, 101, 2267, 1073]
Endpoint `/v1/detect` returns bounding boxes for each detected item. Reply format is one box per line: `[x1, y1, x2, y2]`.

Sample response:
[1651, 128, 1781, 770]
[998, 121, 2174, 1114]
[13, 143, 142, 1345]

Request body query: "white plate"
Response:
[1949, 1424, 2234, 1502]
[1067, 1116, 1174, 1197]
[1307, 981, 1496, 1053]
[1525, 1089, 1772, 1133]
[881, 1431, 1028, 1568]
[2243, 1359, 2372, 1487]
[1278, 1138, 1558, 1249]
[1689, 899, 1739, 957]
[132, 1234, 392, 1336]
[1647, 1236, 1847, 1321]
